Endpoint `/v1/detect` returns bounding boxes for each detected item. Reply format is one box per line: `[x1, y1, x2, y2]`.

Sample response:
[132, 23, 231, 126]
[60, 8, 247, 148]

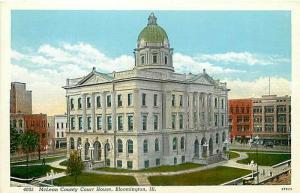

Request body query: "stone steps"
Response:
[134, 174, 151, 186]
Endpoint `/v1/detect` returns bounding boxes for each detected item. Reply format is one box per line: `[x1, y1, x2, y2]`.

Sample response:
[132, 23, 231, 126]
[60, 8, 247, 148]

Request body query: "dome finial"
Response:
[148, 12, 157, 25]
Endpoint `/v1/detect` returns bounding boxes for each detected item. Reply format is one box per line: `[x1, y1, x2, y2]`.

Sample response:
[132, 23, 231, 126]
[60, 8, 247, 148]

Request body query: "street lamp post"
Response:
[255, 135, 259, 184]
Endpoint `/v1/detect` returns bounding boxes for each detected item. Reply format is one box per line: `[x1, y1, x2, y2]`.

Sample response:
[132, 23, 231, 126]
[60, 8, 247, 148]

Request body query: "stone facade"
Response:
[64, 13, 229, 169]
[252, 95, 291, 145]
[47, 115, 67, 150]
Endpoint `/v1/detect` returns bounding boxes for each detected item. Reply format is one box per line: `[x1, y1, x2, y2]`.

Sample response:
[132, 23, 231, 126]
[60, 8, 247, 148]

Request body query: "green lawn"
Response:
[11, 156, 66, 166]
[148, 166, 251, 185]
[95, 162, 202, 173]
[59, 160, 68, 166]
[53, 172, 137, 186]
[237, 153, 291, 166]
[229, 151, 240, 159]
[11, 165, 65, 179]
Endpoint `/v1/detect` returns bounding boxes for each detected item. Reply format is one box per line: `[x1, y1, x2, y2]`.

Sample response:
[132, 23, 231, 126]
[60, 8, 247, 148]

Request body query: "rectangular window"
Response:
[154, 94, 158, 107]
[172, 94, 175, 106]
[78, 117, 83, 130]
[128, 93, 132, 106]
[61, 123, 64, 129]
[87, 117, 92, 130]
[96, 96, 101, 108]
[153, 55, 157, 63]
[156, 159, 160, 166]
[128, 115, 134, 131]
[179, 95, 183, 106]
[57, 123, 59, 129]
[142, 115, 147, 131]
[117, 94, 122, 107]
[70, 99, 74, 110]
[154, 115, 158, 130]
[141, 56, 145, 64]
[127, 161, 133, 169]
[106, 159, 110, 166]
[118, 115, 123, 131]
[57, 132, 59, 138]
[78, 98, 82, 109]
[97, 116, 102, 130]
[179, 114, 183, 129]
[144, 160, 149, 168]
[117, 160, 122, 168]
[221, 114, 224, 126]
[172, 114, 176, 129]
[214, 114, 218, 127]
[182, 156, 185, 163]
[87, 97, 91, 108]
[71, 117, 75, 130]
[107, 116, 112, 130]
[107, 95, 111, 107]
[142, 93, 146, 106]
[61, 132, 64, 138]
[221, 99, 224, 109]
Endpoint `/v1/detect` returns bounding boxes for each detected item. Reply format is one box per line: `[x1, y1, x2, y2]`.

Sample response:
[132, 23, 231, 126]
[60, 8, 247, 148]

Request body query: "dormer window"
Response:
[153, 54, 157, 64]
[141, 56, 145, 64]
[164, 56, 168, 64]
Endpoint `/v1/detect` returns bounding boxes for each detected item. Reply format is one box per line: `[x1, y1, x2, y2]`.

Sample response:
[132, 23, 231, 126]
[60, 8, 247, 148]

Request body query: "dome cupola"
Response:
[134, 13, 174, 72]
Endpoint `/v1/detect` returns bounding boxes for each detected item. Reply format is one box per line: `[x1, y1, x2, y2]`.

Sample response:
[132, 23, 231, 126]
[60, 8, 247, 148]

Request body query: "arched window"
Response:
[172, 137, 178, 150]
[18, 120, 23, 128]
[155, 138, 159, 152]
[127, 140, 133, 153]
[164, 56, 168, 64]
[77, 137, 82, 148]
[70, 137, 74, 149]
[180, 137, 185, 149]
[143, 140, 148, 153]
[117, 139, 123, 153]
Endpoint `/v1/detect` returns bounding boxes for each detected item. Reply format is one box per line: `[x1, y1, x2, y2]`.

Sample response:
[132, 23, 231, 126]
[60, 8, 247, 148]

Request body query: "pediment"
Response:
[190, 74, 215, 85]
[76, 72, 112, 86]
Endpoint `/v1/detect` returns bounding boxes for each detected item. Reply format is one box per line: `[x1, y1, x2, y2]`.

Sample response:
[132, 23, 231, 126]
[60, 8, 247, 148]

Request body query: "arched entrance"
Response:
[70, 137, 75, 150]
[194, 139, 199, 158]
[209, 138, 213, 156]
[201, 137, 207, 157]
[104, 142, 110, 166]
[93, 141, 101, 161]
[84, 142, 90, 160]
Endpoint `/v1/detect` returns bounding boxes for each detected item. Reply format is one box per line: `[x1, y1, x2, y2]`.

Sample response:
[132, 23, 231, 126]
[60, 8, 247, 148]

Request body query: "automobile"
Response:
[264, 142, 274, 148]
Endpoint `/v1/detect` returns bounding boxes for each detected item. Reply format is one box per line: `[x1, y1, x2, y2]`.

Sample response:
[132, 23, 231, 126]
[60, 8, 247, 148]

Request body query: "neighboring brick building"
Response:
[24, 114, 48, 151]
[229, 99, 253, 143]
[10, 82, 32, 114]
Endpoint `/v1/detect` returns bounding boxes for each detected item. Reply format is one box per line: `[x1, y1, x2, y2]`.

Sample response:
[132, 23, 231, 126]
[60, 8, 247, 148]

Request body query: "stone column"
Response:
[204, 93, 208, 130]
[165, 91, 172, 129]
[133, 89, 140, 132]
[183, 91, 188, 130]
[101, 92, 107, 132]
[188, 92, 193, 129]
[210, 94, 214, 128]
[91, 93, 96, 132]
[196, 92, 200, 130]
[82, 94, 87, 132]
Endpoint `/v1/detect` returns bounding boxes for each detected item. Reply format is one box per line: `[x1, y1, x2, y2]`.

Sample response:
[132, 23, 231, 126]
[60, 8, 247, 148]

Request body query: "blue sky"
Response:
[11, 10, 291, 115]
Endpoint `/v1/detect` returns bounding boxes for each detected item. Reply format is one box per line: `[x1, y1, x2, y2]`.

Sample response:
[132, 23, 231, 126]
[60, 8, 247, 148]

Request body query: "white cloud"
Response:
[173, 53, 243, 74]
[195, 52, 290, 65]
[227, 77, 291, 99]
[12, 42, 290, 115]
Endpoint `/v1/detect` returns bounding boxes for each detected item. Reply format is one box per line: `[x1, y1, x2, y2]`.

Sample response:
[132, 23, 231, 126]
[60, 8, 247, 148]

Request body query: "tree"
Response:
[66, 150, 84, 185]
[20, 130, 39, 178]
[10, 127, 21, 153]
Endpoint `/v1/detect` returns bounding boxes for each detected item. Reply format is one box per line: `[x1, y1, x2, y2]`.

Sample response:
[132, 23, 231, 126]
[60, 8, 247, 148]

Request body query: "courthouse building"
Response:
[64, 13, 229, 169]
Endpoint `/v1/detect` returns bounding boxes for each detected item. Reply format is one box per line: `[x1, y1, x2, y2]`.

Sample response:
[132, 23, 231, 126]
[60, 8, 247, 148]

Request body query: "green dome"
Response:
[137, 13, 169, 43]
